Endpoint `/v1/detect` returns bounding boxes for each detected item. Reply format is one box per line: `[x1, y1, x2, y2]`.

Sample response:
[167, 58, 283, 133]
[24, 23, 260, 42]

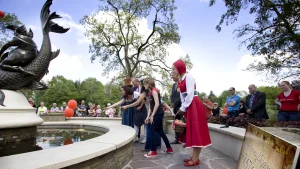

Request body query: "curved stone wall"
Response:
[0, 121, 136, 169]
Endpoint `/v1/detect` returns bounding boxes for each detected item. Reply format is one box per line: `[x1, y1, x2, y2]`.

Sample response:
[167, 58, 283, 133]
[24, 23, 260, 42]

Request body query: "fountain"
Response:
[0, 0, 135, 168]
[0, 0, 69, 147]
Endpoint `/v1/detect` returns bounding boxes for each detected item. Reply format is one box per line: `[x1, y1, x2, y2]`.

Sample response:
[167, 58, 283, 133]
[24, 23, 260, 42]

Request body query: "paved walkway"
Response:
[123, 134, 237, 169]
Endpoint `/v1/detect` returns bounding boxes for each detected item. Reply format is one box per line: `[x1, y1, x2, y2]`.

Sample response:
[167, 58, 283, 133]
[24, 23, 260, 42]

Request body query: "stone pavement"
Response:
[123, 134, 237, 169]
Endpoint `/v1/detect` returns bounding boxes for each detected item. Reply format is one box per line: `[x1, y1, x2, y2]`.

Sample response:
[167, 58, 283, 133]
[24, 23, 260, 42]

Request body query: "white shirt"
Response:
[133, 91, 140, 99]
[179, 73, 196, 112]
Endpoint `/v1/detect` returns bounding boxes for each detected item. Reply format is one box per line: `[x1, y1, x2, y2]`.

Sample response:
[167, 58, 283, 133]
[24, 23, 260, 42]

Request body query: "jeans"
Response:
[278, 111, 300, 122]
[150, 113, 171, 151]
[145, 124, 161, 150]
[228, 110, 239, 118]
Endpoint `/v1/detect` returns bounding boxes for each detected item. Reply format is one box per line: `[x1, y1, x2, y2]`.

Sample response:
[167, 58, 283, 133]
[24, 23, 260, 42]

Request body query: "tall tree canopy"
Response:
[210, 0, 300, 81]
[81, 0, 184, 84]
[0, 13, 22, 47]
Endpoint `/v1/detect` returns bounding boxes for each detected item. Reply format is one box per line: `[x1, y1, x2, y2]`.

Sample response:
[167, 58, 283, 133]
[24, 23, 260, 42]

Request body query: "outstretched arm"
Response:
[122, 93, 146, 109]
[106, 99, 125, 109]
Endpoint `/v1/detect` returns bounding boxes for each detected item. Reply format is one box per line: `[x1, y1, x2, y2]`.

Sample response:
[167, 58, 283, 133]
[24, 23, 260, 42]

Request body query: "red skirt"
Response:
[179, 96, 211, 148]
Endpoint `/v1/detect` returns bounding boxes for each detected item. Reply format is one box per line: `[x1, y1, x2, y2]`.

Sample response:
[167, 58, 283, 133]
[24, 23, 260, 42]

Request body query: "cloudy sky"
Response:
[1, 0, 275, 95]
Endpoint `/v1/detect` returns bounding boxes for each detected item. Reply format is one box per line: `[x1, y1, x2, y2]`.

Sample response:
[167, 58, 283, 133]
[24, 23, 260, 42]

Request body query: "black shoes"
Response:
[170, 140, 180, 144]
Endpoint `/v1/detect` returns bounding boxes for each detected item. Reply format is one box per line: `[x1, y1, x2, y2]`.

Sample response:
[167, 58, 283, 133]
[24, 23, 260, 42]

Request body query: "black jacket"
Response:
[244, 91, 269, 119]
[170, 82, 181, 113]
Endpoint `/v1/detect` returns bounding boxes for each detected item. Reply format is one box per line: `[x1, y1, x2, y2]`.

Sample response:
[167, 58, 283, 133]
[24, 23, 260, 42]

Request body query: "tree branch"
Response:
[131, 5, 163, 74]
[108, 1, 127, 46]
[266, 1, 300, 47]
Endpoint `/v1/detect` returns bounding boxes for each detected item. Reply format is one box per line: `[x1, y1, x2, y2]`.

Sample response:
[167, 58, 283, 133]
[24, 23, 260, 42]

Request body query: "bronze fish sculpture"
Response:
[0, 0, 69, 106]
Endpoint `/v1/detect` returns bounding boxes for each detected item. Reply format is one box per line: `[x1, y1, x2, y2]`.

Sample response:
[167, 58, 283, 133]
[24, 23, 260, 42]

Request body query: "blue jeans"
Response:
[150, 113, 171, 151]
[228, 110, 239, 118]
[278, 111, 300, 122]
[145, 124, 161, 150]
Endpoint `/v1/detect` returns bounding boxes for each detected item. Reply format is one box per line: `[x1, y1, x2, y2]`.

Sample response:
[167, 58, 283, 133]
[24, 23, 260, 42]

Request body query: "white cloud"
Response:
[54, 11, 89, 44]
[43, 44, 84, 81]
[38, 11, 274, 97]
[188, 54, 273, 96]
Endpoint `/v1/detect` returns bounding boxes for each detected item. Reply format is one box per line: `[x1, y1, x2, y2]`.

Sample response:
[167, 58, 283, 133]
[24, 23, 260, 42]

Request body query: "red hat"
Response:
[173, 59, 186, 75]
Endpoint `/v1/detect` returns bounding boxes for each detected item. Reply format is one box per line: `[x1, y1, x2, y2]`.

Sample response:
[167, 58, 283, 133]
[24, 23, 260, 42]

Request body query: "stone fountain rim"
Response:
[0, 121, 136, 169]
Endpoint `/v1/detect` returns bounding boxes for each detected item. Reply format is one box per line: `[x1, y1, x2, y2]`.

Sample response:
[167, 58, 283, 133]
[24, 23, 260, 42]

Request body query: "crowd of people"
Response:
[28, 99, 116, 118]
[200, 81, 300, 124]
[104, 59, 211, 166]
[27, 58, 300, 167]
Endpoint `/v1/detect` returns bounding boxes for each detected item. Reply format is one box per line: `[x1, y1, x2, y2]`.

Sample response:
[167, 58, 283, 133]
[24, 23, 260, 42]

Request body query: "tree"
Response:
[0, 13, 22, 47]
[81, 0, 182, 84]
[43, 76, 78, 107]
[208, 90, 218, 103]
[291, 80, 300, 90]
[210, 0, 300, 81]
[103, 82, 121, 107]
[257, 86, 281, 105]
[198, 92, 207, 101]
[217, 90, 230, 107]
[162, 93, 171, 105]
[79, 78, 105, 105]
[19, 89, 34, 100]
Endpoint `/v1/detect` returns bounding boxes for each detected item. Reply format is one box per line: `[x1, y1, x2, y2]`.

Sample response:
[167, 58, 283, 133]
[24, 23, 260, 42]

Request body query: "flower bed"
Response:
[207, 116, 300, 129]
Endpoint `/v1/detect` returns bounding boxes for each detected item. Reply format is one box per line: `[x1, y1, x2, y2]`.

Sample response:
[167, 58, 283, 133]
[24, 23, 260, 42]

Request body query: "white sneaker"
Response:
[140, 138, 146, 144]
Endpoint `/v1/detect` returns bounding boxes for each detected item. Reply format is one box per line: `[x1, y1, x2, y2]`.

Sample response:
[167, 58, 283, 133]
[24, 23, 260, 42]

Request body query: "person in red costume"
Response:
[172, 59, 211, 167]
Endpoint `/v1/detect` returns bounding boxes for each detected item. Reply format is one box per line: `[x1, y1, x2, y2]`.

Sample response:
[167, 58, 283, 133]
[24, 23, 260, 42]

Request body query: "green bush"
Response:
[266, 104, 279, 121]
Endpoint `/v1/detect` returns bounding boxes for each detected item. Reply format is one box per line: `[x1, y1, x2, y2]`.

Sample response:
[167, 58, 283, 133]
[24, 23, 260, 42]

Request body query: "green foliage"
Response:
[197, 92, 207, 101]
[217, 90, 230, 107]
[210, 0, 300, 81]
[103, 82, 121, 108]
[162, 93, 171, 105]
[18, 75, 121, 109]
[79, 78, 105, 105]
[208, 90, 218, 103]
[43, 76, 78, 107]
[80, 0, 188, 85]
[257, 86, 281, 105]
[266, 104, 279, 121]
[0, 13, 22, 48]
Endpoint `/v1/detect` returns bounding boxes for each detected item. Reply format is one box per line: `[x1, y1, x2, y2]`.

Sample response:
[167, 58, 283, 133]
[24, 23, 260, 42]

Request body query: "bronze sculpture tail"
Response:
[0, 90, 5, 106]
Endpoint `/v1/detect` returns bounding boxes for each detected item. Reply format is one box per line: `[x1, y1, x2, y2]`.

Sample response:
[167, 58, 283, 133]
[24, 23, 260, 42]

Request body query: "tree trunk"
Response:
[124, 46, 133, 78]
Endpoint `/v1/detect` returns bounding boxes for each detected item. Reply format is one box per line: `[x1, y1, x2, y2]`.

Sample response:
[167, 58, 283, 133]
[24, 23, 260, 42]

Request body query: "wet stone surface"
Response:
[123, 134, 237, 169]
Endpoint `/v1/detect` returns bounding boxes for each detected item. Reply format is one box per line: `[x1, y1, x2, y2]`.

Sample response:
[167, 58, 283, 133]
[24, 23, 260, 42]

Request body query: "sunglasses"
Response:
[229, 90, 233, 91]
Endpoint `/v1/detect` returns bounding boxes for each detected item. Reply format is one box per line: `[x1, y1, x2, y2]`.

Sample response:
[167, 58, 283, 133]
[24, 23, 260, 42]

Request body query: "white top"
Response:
[133, 91, 140, 99]
[179, 73, 196, 112]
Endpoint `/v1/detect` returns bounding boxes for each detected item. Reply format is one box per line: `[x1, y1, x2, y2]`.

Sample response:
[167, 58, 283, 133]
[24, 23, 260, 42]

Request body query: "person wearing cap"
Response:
[172, 59, 211, 166]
